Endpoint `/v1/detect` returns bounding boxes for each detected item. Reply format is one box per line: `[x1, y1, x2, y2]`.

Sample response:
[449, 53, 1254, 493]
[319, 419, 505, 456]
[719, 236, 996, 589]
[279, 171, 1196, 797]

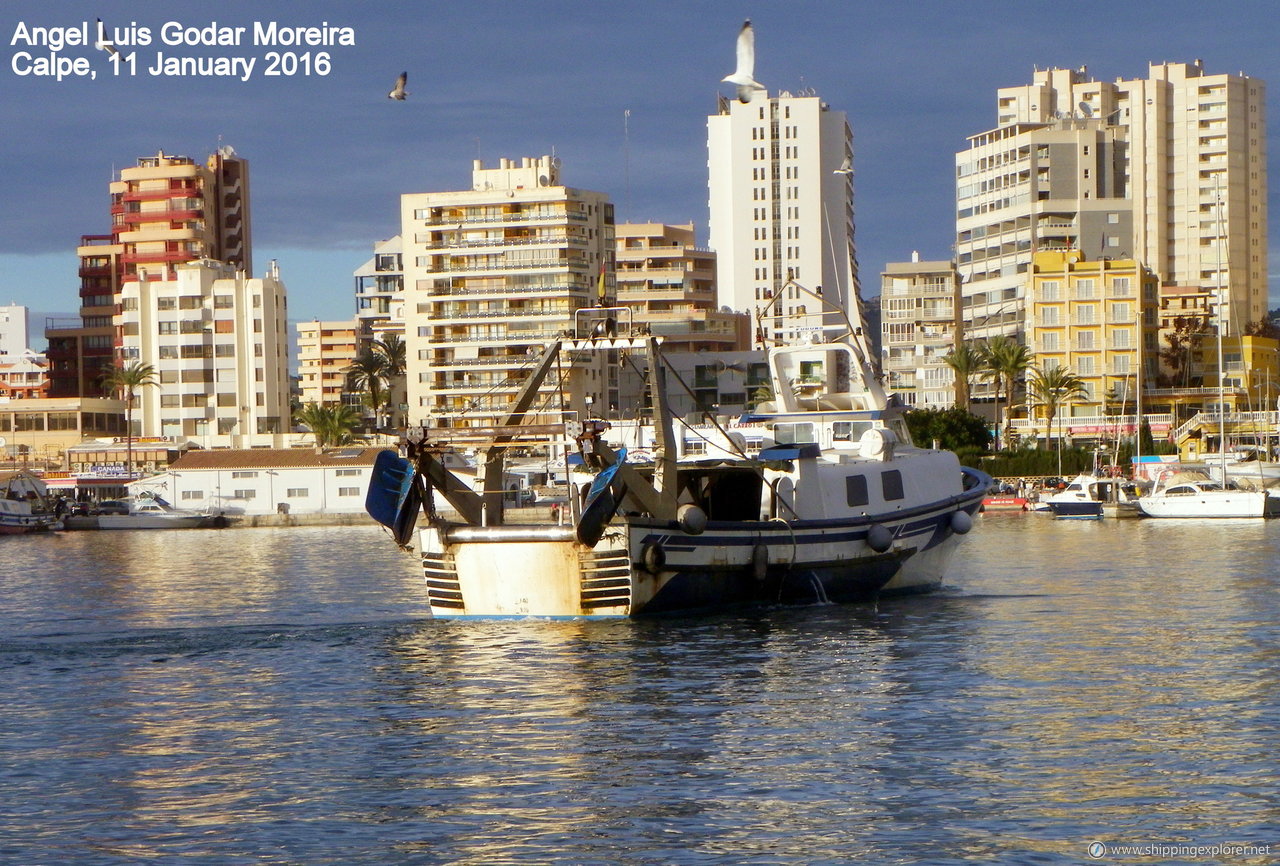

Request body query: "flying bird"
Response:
[833, 155, 852, 175]
[94, 17, 119, 57]
[388, 72, 408, 100]
[722, 20, 764, 104]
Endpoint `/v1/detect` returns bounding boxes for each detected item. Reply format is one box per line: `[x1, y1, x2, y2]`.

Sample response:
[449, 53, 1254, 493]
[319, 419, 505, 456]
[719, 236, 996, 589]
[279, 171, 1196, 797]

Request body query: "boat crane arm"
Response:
[480, 340, 563, 525]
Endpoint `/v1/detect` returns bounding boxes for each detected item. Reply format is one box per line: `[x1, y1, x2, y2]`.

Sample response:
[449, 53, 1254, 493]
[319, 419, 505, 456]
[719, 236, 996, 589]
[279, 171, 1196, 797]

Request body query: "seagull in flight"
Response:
[388, 72, 408, 100]
[722, 20, 764, 104]
[95, 17, 119, 57]
[833, 155, 852, 175]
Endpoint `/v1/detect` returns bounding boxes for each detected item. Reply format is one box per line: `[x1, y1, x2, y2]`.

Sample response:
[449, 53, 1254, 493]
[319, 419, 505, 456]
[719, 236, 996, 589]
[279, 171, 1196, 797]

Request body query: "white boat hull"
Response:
[418, 488, 984, 618]
[1137, 489, 1277, 519]
[95, 513, 220, 530]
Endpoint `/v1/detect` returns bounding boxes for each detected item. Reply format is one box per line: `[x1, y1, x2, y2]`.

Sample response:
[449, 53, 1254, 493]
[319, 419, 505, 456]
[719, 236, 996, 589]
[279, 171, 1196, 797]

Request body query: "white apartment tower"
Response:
[957, 61, 1267, 340]
[0, 304, 30, 356]
[401, 157, 615, 427]
[354, 236, 405, 343]
[117, 259, 291, 447]
[708, 90, 858, 346]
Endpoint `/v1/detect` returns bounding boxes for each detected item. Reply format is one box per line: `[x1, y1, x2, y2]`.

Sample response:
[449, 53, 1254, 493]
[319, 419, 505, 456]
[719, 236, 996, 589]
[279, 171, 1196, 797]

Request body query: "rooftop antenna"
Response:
[623, 109, 632, 222]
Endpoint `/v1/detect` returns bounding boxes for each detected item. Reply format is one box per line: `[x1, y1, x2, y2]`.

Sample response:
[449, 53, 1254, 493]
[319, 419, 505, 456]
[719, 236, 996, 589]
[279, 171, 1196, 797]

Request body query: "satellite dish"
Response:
[1078, 102, 1094, 118]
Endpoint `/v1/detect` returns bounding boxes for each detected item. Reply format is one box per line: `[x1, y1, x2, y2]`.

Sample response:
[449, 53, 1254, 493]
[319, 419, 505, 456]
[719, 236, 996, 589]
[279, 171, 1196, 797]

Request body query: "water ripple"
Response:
[0, 520, 1276, 863]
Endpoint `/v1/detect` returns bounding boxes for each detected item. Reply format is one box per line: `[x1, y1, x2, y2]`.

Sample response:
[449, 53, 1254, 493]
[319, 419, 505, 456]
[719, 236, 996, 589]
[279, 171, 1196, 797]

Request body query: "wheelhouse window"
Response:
[846, 475, 869, 507]
[882, 470, 904, 501]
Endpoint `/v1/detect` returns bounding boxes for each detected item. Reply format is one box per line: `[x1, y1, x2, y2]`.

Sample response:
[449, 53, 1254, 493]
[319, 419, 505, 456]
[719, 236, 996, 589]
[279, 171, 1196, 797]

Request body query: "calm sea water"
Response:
[2, 520, 1277, 864]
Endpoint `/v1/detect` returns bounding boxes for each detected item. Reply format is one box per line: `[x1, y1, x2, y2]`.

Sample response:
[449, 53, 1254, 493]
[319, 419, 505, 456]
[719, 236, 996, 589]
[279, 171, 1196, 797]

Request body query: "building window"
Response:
[233, 489, 258, 500]
[335, 468, 362, 477]
[286, 488, 308, 498]
[232, 471, 259, 479]
[181, 490, 204, 501]
[338, 487, 361, 497]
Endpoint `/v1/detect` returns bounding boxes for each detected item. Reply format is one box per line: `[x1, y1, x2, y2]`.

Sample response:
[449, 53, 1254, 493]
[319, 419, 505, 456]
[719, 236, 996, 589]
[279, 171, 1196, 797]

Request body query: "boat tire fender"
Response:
[751, 543, 769, 581]
[950, 510, 973, 535]
[641, 540, 666, 573]
[867, 523, 893, 553]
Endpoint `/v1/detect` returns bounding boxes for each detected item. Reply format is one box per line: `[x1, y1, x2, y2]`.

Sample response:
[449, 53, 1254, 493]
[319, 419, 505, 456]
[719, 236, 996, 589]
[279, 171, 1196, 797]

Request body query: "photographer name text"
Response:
[9, 20, 356, 82]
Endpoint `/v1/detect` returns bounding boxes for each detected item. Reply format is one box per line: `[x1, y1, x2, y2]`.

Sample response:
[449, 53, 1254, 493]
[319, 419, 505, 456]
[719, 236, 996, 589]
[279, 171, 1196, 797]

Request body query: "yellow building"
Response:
[297, 319, 360, 408]
[615, 223, 746, 352]
[1027, 249, 1160, 424]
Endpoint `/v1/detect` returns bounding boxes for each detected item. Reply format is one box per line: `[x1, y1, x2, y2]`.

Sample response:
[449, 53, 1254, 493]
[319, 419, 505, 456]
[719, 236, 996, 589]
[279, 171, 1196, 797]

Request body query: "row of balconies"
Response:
[122, 208, 204, 224]
[427, 258, 589, 273]
[122, 185, 200, 202]
[418, 284, 591, 299]
[412, 234, 590, 250]
[419, 210, 581, 227]
[425, 308, 571, 321]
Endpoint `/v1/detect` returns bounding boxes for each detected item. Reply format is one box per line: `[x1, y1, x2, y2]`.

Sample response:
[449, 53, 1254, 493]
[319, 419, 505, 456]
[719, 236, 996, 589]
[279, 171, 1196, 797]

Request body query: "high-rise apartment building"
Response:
[957, 61, 1267, 342]
[116, 259, 290, 445]
[0, 305, 30, 356]
[880, 256, 962, 409]
[615, 223, 747, 353]
[708, 90, 858, 346]
[47, 148, 254, 398]
[400, 156, 615, 427]
[354, 236, 405, 343]
[297, 319, 361, 408]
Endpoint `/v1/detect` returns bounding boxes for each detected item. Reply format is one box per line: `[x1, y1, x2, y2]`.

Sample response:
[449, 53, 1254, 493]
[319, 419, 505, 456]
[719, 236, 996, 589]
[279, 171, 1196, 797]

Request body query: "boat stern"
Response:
[421, 524, 633, 617]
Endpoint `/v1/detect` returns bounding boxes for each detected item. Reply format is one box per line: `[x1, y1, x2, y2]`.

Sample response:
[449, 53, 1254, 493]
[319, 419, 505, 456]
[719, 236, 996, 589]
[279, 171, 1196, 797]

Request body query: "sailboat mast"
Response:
[1215, 179, 1227, 478]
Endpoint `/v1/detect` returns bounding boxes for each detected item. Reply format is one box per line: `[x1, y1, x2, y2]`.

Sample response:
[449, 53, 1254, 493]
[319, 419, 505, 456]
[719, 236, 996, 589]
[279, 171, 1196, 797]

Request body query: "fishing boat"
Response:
[367, 305, 989, 618]
[0, 470, 63, 534]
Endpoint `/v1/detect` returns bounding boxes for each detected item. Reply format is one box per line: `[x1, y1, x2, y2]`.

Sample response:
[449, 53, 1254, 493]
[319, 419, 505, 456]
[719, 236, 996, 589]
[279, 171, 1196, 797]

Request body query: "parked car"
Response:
[95, 500, 130, 515]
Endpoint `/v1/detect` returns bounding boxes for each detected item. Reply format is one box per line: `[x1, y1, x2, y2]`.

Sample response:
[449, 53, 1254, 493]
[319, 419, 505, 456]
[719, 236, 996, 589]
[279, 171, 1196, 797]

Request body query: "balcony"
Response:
[123, 185, 200, 202]
[120, 250, 197, 264]
[122, 208, 204, 224]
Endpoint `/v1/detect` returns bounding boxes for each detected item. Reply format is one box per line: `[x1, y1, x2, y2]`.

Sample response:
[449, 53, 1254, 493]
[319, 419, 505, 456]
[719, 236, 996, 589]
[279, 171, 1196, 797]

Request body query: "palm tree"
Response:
[373, 334, 406, 427]
[346, 349, 389, 430]
[942, 342, 984, 412]
[980, 336, 1033, 449]
[100, 361, 159, 479]
[294, 403, 361, 449]
[1027, 365, 1088, 449]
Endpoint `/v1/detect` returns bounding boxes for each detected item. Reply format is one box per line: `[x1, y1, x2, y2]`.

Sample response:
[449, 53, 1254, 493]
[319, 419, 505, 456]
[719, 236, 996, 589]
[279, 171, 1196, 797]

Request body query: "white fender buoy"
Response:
[867, 523, 893, 553]
[950, 511, 973, 535]
[678, 504, 707, 535]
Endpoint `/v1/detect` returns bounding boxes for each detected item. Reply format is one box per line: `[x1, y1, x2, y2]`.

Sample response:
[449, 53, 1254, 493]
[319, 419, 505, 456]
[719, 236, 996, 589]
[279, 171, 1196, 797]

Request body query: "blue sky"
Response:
[3, 1, 1278, 348]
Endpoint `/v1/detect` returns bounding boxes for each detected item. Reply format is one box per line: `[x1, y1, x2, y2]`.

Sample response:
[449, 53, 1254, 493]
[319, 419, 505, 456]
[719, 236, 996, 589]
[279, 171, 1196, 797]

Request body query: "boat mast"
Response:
[1215, 178, 1227, 481]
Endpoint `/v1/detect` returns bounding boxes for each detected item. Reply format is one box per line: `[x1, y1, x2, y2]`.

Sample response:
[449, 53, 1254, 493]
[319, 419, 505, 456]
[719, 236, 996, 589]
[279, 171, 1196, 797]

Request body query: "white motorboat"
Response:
[93, 493, 225, 530]
[1136, 469, 1278, 519]
[368, 309, 989, 618]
